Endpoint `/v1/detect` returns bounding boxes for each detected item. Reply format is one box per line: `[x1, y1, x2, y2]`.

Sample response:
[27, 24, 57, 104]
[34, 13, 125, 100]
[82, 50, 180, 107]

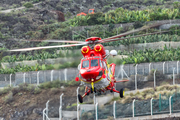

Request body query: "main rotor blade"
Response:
[9, 39, 87, 44]
[99, 31, 168, 43]
[101, 22, 168, 41]
[9, 43, 87, 52]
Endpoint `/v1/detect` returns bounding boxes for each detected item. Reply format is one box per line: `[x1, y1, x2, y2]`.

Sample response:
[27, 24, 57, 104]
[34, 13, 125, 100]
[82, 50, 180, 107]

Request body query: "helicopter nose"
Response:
[80, 70, 99, 80]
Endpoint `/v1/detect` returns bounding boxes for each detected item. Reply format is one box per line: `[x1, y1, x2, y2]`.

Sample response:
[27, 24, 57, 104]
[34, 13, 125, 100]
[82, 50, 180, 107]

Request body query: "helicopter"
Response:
[8, 22, 168, 103]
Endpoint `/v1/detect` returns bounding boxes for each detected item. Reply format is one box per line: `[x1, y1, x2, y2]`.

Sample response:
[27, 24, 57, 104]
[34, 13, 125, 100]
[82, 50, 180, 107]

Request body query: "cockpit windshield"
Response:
[81, 58, 100, 68]
[82, 60, 89, 68]
[91, 59, 98, 67]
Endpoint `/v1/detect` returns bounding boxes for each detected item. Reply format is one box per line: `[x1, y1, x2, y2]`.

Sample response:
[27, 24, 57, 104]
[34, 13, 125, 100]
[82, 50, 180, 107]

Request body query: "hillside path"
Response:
[0, 2, 41, 13]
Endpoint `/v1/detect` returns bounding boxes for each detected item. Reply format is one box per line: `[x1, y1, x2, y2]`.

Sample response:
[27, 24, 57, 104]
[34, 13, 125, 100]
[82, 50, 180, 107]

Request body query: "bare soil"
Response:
[0, 86, 81, 120]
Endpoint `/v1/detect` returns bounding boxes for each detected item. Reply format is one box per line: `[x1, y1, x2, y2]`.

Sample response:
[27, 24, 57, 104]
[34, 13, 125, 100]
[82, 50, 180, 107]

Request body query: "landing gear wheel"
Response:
[120, 88, 124, 98]
[78, 94, 83, 103]
[110, 88, 113, 93]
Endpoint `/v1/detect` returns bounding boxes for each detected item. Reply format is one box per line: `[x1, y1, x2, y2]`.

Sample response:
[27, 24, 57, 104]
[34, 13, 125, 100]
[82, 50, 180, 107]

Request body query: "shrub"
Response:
[3, 92, 13, 103]
[18, 83, 28, 91]
[39, 81, 52, 89]
[173, 1, 180, 9]
[2, 86, 12, 94]
[23, 2, 34, 8]
[2, 56, 11, 62]
[34, 87, 41, 94]
[11, 87, 20, 95]
[68, 80, 80, 86]
[148, 69, 165, 81]
[27, 85, 36, 93]
[50, 88, 59, 94]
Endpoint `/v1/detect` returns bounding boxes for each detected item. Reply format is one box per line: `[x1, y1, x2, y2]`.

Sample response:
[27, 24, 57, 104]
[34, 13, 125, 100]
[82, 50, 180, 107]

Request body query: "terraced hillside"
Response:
[1, 0, 180, 119]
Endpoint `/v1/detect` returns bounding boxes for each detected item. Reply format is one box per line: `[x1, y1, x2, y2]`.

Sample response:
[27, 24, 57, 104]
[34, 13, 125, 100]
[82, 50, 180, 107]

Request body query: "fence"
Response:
[1, 60, 180, 90]
[79, 93, 180, 119]
[116, 61, 180, 91]
[43, 88, 180, 120]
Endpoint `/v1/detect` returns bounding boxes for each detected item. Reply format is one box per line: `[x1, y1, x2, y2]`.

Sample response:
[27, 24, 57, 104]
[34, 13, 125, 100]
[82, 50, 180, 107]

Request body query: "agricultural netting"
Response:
[116, 102, 133, 118]
[97, 92, 180, 119]
[80, 105, 96, 120]
[152, 95, 170, 115]
[98, 104, 113, 119]
[134, 100, 151, 116]
[172, 93, 180, 113]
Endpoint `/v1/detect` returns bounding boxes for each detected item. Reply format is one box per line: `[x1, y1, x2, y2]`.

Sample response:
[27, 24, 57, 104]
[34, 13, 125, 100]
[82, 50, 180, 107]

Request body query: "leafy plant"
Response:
[23, 2, 34, 8]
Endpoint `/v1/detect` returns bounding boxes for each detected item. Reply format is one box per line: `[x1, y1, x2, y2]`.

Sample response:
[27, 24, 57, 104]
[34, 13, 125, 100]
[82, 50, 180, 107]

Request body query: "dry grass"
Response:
[135, 90, 140, 95]
[107, 116, 114, 120]
[124, 88, 130, 91]
[116, 84, 179, 104]
[120, 96, 132, 104]
[145, 94, 152, 99]
[160, 81, 170, 86]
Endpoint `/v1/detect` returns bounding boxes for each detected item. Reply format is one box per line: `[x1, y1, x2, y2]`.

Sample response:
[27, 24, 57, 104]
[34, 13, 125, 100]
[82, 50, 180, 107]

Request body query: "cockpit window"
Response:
[91, 59, 98, 67]
[82, 60, 89, 68]
[99, 59, 102, 67]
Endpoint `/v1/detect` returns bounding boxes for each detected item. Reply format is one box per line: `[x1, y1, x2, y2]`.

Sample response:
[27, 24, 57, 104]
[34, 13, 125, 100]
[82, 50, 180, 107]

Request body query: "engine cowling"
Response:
[94, 44, 106, 58]
[81, 46, 91, 57]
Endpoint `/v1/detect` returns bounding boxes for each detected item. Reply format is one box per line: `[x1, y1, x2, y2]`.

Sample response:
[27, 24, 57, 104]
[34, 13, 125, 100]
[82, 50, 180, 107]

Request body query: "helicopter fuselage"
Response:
[79, 41, 114, 92]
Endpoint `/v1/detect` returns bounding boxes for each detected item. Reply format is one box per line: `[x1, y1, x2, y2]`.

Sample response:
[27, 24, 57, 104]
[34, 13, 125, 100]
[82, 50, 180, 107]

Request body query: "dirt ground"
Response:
[0, 85, 82, 119]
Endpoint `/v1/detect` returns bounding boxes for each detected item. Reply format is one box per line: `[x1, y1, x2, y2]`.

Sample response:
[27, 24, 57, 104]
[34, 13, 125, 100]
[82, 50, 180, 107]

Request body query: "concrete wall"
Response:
[72, 19, 180, 32]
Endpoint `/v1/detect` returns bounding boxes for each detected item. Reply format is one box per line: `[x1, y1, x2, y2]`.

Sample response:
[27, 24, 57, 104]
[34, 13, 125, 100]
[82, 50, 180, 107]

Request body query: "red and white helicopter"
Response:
[9, 22, 167, 103]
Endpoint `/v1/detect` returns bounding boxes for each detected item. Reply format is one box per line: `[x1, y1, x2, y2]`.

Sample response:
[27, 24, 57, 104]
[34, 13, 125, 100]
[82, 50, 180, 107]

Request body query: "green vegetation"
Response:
[108, 45, 180, 65]
[103, 34, 180, 47]
[23, 2, 34, 8]
[2, 33, 180, 64]
[1, 45, 180, 74]
[1, 51, 82, 62]
[3, 92, 13, 103]
[68, 7, 179, 26]
[0, 61, 80, 74]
